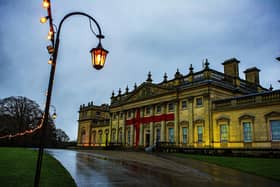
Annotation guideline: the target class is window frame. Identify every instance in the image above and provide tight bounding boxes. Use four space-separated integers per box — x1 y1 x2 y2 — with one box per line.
270 120 280 141
243 122 252 143
181 100 187 110
196 97 203 107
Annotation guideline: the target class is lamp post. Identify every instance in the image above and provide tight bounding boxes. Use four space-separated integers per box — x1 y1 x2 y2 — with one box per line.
34 11 108 187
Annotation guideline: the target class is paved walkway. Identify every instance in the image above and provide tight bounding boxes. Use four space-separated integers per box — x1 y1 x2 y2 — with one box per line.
79 150 280 186
48 149 280 187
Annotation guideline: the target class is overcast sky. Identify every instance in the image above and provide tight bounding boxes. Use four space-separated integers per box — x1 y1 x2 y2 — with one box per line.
0 0 279 140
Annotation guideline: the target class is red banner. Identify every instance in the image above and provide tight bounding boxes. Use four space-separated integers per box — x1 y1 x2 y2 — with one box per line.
125 113 174 125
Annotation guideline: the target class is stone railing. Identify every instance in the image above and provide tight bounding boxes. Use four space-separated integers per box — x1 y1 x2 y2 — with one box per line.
213 90 280 110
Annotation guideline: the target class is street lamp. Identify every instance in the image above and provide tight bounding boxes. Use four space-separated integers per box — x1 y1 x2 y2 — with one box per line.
34 9 108 187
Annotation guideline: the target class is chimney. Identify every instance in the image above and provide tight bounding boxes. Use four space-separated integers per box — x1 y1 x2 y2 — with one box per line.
243 67 260 85
222 58 240 78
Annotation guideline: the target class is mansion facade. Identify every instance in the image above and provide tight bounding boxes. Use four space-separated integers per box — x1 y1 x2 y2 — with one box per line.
77 58 280 149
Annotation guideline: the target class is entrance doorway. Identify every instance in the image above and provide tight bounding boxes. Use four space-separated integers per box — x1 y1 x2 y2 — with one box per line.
145 133 150 147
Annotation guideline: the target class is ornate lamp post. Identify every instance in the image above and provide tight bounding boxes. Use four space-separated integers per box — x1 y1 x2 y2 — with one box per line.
34 1 108 186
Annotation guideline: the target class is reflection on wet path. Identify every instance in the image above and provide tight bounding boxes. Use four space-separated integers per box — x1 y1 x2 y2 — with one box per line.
46 149 280 187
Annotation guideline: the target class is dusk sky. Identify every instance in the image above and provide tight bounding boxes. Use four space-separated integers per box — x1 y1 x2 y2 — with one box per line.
0 0 279 140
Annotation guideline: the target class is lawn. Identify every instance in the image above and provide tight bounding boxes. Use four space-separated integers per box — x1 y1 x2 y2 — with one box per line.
173 153 280 181
0 147 76 187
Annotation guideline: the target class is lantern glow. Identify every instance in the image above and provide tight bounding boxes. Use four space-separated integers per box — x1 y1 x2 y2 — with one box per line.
90 42 108 70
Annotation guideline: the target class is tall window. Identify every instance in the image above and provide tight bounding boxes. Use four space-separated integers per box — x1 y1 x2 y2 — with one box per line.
99 132 103 144
119 129 122 143
81 129 86 144
168 128 174 143
156 128 161 142
168 102 174 112
271 120 280 141
92 131 96 144
128 111 131 118
220 124 228 142
112 130 116 142
181 100 187 110
127 128 131 145
243 122 252 142
182 127 188 144
197 126 203 143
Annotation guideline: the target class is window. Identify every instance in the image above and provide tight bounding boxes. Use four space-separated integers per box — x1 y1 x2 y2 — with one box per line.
168 102 174 112
197 126 203 143
156 105 161 113
220 124 228 142
182 127 188 144
99 133 103 144
181 100 187 109
128 111 131 118
156 128 161 142
120 112 123 118
146 106 151 115
243 122 252 142
271 120 280 141
113 113 117 120
92 131 96 144
127 128 131 145
112 130 116 142
196 97 203 107
119 129 122 143
168 128 174 143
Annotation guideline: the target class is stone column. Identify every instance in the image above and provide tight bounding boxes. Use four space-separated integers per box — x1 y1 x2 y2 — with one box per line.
161 121 165 141
116 112 119 143
150 122 154 145
131 124 134 146
188 97 194 145
174 100 179 145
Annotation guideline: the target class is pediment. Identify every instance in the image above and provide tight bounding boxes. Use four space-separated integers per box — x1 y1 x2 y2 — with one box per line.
126 83 174 102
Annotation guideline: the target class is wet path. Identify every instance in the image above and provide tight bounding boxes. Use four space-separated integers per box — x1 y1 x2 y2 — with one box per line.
46 149 280 187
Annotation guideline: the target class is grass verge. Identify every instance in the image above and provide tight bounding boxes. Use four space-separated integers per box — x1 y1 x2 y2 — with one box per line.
0 147 76 187
172 153 280 181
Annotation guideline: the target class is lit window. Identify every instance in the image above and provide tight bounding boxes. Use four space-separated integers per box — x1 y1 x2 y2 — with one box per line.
181 100 187 109
243 122 252 142
271 120 280 141
220 124 228 142
197 126 203 143
196 97 203 107
168 102 174 112
156 105 161 113
182 127 188 144
168 128 174 143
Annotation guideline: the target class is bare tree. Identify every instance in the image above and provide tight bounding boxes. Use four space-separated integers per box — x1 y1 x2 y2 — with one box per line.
0 96 44 135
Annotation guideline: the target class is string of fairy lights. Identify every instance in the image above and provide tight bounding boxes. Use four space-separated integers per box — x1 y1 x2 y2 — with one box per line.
0 114 45 140
0 1 56 140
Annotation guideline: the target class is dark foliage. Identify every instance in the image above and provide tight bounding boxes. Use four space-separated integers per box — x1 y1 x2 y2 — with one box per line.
0 96 69 147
